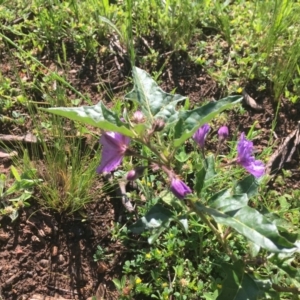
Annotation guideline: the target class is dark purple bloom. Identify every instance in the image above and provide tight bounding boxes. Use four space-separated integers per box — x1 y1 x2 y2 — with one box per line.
193 124 210 148
237 133 265 178
218 126 229 142
97 132 130 173
170 177 192 200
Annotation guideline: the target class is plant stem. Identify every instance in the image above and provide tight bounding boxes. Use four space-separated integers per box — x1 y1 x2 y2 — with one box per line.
215 141 221 160
136 138 169 165
187 199 237 262
272 284 300 294
201 148 207 169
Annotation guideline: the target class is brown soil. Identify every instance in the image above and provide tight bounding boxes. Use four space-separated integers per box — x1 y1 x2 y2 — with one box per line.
1 34 300 300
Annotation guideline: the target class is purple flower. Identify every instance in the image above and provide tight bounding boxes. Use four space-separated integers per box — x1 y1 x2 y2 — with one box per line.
170 177 192 200
218 126 229 142
237 133 265 178
97 132 130 173
193 124 210 148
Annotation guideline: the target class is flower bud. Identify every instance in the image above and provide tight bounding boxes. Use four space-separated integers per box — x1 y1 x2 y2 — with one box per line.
218 126 229 142
170 177 192 200
152 118 165 132
150 162 160 172
132 110 144 123
193 124 210 148
126 166 146 181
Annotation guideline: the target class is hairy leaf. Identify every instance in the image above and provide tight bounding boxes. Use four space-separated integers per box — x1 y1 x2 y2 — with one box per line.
234 175 259 199
125 67 186 123
208 194 249 212
195 168 206 196
205 155 216 181
217 261 260 300
269 253 300 282
43 101 134 137
195 201 296 253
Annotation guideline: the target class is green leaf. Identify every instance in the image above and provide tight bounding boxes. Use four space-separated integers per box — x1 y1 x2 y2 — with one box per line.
174 96 243 147
11 166 21 181
208 188 231 204
5 182 18 195
160 191 186 210
43 101 134 137
253 279 278 300
195 168 206 196
195 201 296 253
269 253 300 282
178 216 189 233
125 67 186 123
8 209 19 222
148 224 170 244
261 211 298 244
112 278 122 290
205 155 216 181
194 156 216 196
248 241 261 257
175 150 191 162
208 193 249 212
129 204 173 234
99 16 122 37
260 206 298 243
133 123 148 135
203 290 219 300
0 174 6 196
234 175 259 199
217 261 260 300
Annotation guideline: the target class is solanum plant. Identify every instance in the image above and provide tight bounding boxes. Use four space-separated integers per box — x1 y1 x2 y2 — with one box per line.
44 67 299 299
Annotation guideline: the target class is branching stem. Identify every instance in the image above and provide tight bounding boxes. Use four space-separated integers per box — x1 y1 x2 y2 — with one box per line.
187 199 237 262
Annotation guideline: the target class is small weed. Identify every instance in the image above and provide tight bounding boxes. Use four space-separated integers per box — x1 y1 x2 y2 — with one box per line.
0 162 41 221
93 245 106 262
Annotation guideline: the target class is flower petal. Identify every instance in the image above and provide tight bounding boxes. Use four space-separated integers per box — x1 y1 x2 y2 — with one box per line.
237 132 254 164
243 159 265 178
97 131 130 173
97 151 123 173
237 133 265 178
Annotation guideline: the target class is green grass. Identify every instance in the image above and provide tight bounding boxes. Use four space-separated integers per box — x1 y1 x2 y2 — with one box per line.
2 0 300 100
